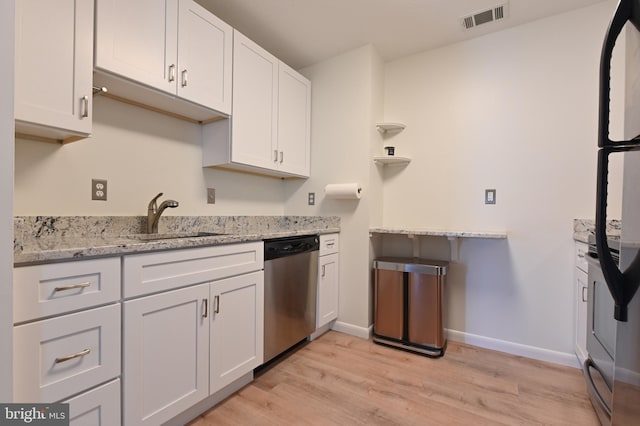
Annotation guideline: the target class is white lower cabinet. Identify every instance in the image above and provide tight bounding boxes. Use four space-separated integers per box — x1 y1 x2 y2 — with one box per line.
317 234 339 329
64 379 121 426
13 258 122 424
122 243 264 426
575 241 589 365
123 285 210 426
210 271 264 394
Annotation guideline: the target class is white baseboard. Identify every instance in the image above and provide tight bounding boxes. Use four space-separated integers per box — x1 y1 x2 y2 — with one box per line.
331 321 372 340
447 329 581 369
328 322 579 369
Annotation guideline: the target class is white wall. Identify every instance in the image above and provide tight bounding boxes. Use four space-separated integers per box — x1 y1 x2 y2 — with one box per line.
1 0 14 402
15 96 286 216
382 1 624 357
284 45 384 331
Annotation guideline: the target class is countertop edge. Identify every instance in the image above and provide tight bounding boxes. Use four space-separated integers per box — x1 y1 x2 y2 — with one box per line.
369 227 507 239
14 227 340 267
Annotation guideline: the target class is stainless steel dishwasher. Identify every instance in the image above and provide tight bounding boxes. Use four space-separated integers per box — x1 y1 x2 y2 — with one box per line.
263 235 319 364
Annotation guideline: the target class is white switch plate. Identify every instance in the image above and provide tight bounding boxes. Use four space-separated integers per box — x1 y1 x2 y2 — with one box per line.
485 189 496 204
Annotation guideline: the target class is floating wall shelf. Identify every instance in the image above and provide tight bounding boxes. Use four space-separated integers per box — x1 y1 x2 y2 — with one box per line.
376 122 406 134
373 156 411 166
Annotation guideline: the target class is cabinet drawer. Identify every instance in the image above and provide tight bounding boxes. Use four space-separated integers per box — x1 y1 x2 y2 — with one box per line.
123 242 264 298
575 242 588 273
320 234 339 256
14 257 120 323
13 304 121 403
64 379 120 426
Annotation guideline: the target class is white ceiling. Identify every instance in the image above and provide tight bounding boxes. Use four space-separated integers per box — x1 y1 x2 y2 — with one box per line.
197 0 609 70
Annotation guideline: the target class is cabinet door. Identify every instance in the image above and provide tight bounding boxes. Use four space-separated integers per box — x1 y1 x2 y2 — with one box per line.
15 0 93 139
576 267 589 364
177 0 232 114
123 285 209 426
210 271 264 394
94 0 178 95
278 62 311 177
318 253 339 328
231 30 278 171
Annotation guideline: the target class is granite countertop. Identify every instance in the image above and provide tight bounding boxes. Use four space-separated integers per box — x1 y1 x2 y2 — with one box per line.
369 227 507 239
14 216 340 266
573 219 621 244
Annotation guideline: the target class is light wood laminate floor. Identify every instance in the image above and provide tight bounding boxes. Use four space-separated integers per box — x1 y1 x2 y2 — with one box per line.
189 331 598 425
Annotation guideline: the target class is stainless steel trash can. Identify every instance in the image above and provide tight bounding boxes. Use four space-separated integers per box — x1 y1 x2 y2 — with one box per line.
373 257 448 357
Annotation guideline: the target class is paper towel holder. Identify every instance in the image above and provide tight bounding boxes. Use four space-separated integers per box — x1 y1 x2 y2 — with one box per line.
324 183 363 200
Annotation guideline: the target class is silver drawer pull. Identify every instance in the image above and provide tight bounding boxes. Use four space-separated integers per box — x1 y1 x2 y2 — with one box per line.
81 96 89 118
54 282 91 292
326 242 335 247
214 295 220 314
55 348 91 364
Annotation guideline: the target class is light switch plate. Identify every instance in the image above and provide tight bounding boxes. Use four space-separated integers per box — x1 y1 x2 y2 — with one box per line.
207 188 216 204
485 189 496 204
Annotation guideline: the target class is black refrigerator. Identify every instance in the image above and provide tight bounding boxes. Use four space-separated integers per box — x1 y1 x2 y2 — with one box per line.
593 0 640 423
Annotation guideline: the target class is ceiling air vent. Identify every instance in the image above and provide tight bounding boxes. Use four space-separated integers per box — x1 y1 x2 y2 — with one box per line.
461 3 508 30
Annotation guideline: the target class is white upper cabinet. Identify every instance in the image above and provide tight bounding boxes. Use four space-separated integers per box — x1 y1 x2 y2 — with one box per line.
230 31 279 171
15 0 94 143
177 0 232 113
94 0 176 94
277 62 311 176
202 30 311 178
94 0 232 120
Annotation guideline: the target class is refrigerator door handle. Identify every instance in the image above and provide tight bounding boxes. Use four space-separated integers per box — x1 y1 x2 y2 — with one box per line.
596 0 640 321
595 148 640 321
599 0 640 150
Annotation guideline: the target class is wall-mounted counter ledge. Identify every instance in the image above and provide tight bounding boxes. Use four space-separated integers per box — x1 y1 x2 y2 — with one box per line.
369 227 508 261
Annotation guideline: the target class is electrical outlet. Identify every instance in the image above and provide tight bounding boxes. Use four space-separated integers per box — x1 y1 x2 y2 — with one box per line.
92 179 107 201
308 192 315 205
485 189 496 205
207 188 216 204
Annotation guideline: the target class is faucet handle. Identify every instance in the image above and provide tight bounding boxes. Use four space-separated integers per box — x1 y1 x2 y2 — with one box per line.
148 192 164 213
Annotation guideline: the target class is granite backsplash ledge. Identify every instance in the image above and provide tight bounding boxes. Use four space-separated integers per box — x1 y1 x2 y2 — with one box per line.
14 215 340 254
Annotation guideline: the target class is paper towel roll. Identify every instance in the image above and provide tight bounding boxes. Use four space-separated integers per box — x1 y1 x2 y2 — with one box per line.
324 183 362 199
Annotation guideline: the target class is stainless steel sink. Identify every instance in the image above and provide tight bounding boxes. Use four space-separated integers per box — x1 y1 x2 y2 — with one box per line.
127 231 226 241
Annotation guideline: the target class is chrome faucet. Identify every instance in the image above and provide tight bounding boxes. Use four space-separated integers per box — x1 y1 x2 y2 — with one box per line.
147 192 179 234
